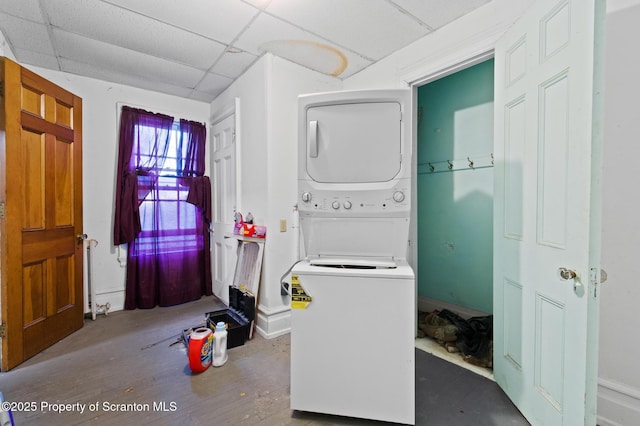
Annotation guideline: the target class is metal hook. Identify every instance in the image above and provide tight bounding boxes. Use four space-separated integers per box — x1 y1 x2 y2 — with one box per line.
467 157 474 169
447 160 453 170
428 162 435 172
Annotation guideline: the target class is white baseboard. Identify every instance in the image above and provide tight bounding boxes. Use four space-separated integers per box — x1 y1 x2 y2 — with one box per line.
418 295 490 318
597 378 640 426
255 303 291 339
84 290 124 316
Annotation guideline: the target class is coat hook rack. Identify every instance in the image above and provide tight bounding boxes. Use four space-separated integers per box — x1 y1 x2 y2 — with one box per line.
418 154 494 174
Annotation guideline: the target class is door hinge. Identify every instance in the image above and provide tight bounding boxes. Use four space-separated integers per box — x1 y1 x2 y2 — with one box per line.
0 80 4 98
590 267 608 298
0 202 4 219
0 323 6 338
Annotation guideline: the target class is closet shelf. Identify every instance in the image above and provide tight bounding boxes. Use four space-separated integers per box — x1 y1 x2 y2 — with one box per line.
418 154 494 174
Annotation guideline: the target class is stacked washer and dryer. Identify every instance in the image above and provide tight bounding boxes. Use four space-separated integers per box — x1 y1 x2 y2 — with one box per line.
290 90 415 425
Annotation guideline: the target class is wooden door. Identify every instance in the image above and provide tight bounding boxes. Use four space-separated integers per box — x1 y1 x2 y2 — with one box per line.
211 113 237 305
0 58 84 371
493 0 604 424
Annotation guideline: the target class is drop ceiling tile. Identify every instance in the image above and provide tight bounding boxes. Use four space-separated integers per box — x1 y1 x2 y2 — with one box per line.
319 50 371 79
0 14 56 56
14 48 60 69
236 13 371 78
0 0 45 23
234 13 305 55
53 30 206 88
242 0 273 10
390 0 491 29
242 0 271 10
211 49 259 78
264 0 431 60
103 0 258 43
60 56 197 99
0 0 493 103
195 72 234 98
188 90 218 103
43 0 226 70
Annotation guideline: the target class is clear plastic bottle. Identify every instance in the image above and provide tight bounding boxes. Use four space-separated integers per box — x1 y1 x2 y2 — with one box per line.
212 321 228 367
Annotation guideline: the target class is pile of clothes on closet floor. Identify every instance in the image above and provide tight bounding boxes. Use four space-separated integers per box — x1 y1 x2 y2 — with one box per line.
418 309 493 368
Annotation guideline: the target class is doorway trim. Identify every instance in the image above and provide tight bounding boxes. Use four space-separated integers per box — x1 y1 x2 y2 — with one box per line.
406 47 495 302
403 23 501 382
400 22 503 280
409 52 496 383
210 97 241 304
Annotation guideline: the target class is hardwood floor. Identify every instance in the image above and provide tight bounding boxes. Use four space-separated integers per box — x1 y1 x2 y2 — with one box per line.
0 296 528 425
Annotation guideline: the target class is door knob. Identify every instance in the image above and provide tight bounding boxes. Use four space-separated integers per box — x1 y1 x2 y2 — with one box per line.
558 267 577 280
76 233 88 243
559 267 584 295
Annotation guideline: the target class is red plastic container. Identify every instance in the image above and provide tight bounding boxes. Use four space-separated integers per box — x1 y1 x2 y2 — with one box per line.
188 327 213 373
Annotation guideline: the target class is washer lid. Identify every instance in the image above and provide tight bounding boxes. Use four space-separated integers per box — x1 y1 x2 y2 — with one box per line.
309 257 397 269
293 258 414 279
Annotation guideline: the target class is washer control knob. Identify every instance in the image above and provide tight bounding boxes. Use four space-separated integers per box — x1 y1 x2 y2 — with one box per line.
301 192 312 202
331 201 340 210
393 191 405 202
343 201 352 209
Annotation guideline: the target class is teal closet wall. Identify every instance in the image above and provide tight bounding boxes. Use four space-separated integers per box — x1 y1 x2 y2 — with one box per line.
417 59 494 314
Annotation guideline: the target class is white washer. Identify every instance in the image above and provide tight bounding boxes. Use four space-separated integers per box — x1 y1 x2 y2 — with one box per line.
290 258 415 425
290 89 415 424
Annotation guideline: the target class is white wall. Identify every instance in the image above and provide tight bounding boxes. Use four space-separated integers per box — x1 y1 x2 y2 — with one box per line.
597 1 640 424
261 56 340 335
23 66 210 312
210 54 340 337
211 55 269 221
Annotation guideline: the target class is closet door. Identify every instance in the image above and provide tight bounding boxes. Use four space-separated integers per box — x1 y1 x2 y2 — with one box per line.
493 0 604 424
0 58 84 370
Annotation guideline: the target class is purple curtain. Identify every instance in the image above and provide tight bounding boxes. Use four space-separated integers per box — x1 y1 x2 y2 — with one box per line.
113 106 212 309
113 106 174 245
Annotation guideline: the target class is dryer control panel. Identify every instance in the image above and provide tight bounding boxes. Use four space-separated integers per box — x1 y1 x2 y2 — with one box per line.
298 183 410 217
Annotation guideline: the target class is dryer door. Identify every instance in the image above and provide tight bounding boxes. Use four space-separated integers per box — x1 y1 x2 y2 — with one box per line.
305 101 402 183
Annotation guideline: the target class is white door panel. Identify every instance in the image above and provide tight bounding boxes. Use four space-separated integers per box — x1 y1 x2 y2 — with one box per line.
211 113 237 304
493 0 603 424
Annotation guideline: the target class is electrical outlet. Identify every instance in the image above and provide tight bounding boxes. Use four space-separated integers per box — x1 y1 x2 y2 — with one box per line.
280 219 287 232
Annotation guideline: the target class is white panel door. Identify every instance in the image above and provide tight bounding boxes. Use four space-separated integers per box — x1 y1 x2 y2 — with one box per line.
211 114 237 305
493 0 603 424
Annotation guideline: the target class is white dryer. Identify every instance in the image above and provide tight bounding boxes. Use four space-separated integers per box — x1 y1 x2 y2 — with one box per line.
290 89 415 425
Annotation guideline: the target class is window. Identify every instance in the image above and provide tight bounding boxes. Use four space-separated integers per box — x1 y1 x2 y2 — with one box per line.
136 123 198 254
114 105 212 309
